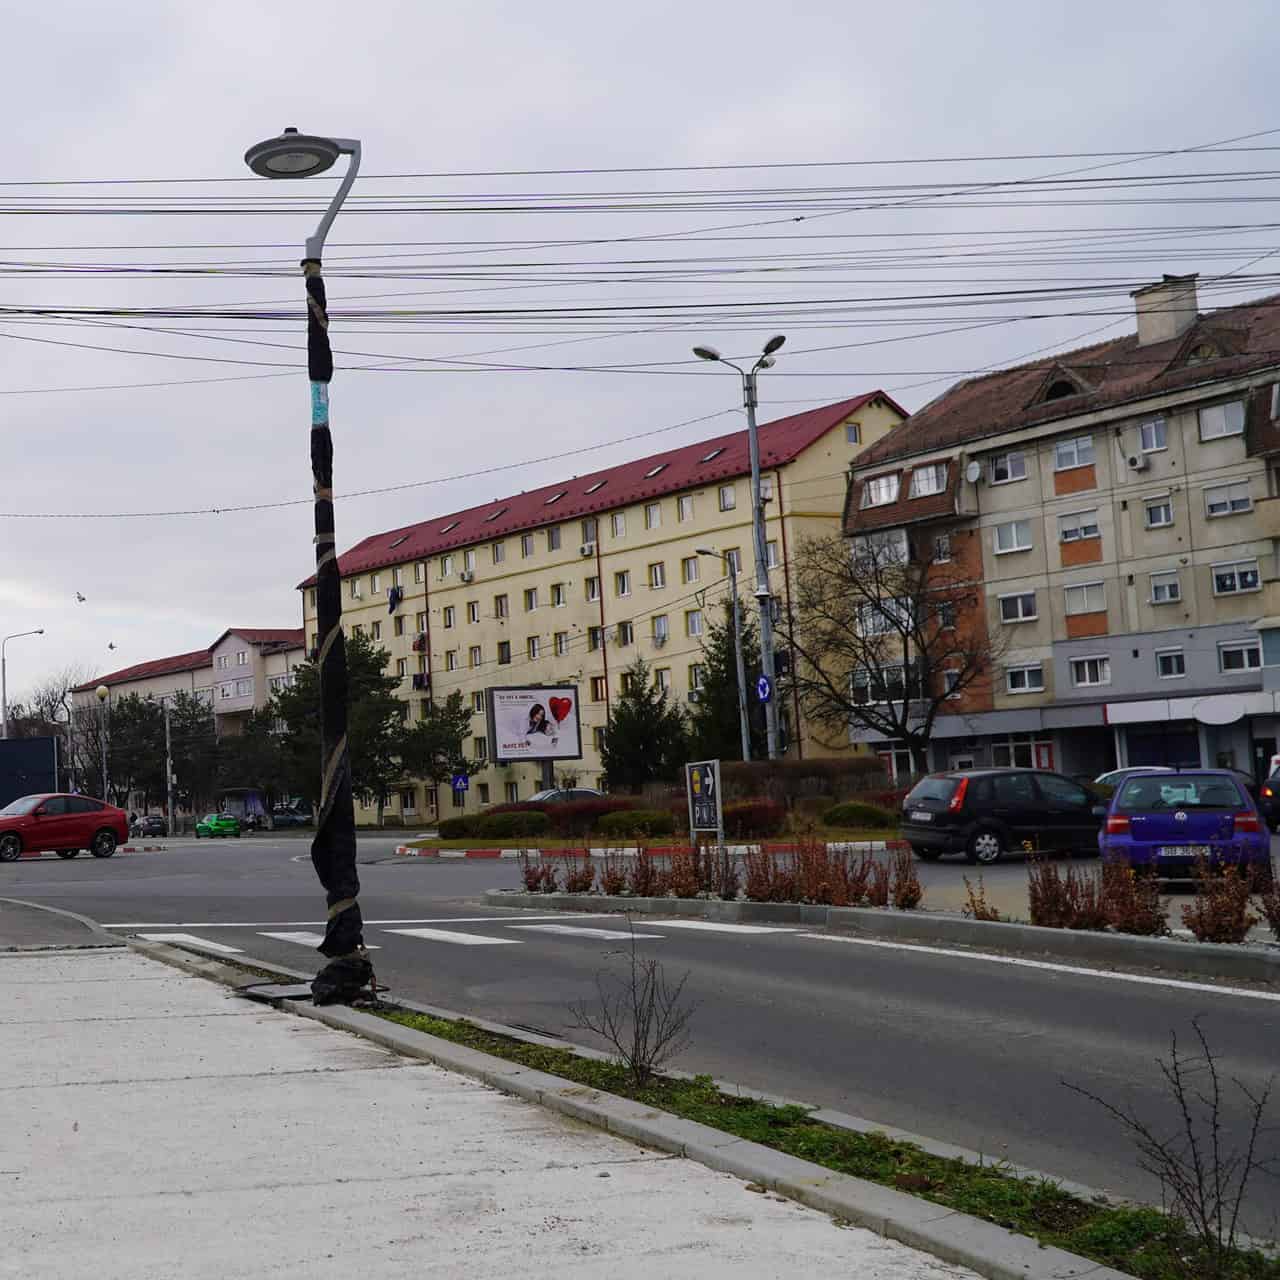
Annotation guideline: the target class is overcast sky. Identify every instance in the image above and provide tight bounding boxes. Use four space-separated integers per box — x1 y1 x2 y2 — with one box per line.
5 0 1280 700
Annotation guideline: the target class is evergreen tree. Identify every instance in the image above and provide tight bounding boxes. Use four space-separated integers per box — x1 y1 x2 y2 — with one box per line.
105 693 165 808
167 690 220 813
600 658 689 793
687 599 766 761
397 690 479 786
217 708 289 811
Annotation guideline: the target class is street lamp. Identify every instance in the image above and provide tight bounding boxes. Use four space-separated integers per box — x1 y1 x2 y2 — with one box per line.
95 684 109 801
696 549 751 761
1 629 44 740
692 337 786 759
243 125 371 1005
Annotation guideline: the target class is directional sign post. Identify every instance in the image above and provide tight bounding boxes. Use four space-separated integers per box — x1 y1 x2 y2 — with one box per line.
755 674 773 704
685 758 723 847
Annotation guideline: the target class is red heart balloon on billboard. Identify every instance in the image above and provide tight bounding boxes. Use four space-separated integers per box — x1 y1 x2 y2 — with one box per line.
548 696 572 723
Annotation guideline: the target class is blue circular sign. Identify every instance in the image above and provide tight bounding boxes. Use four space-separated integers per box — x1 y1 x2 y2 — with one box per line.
756 675 772 703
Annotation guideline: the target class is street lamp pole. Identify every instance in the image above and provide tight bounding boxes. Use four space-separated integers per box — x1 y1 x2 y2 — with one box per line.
244 127 371 1005
697 549 751 761
94 684 109 800
693 337 786 760
1 629 45 740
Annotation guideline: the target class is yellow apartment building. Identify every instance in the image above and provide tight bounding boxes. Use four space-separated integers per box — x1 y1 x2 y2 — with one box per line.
302 393 905 824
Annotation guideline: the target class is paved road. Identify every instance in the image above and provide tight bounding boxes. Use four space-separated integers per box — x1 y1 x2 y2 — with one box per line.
4 835 1278 1233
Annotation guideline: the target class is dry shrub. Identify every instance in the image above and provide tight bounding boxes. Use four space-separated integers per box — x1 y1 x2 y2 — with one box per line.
889 845 923 910
599 851 627 897
1258 877 1280 942
796 837 835 904
517 850 542 893
1102 860 1168 936
1065 866 1108 931
1182 860 1259 944
668 849 701 899
962 875 1001 922
741 847 799 902
627 847 658 897
561 855 595 895
1027 857 1073 928
866 859 890 907
708 845 740 900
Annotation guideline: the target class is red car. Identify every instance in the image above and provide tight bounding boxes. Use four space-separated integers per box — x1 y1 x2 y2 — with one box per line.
0 793 129 861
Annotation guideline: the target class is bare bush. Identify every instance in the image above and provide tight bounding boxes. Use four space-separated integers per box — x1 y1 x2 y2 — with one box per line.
962 875 1001 922
889 845 923 910
1027 857 1073 928
1103 860 1168 936
866 858 890 908
1258 877 1280 942
599 851 627 897
1182 860 1258 944
561 855 595 896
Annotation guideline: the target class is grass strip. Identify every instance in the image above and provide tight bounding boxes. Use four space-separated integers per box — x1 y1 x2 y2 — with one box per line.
379 1007 1278 1280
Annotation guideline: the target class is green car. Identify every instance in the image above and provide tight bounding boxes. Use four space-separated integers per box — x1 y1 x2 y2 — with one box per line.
195 813 241 839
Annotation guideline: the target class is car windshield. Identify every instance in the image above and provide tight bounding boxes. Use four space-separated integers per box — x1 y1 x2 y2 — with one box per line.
1115 774 1245 812
0 795 43 816
905 776 960 805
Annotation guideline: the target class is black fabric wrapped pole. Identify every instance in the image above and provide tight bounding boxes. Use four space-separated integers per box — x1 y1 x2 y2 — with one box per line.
304 259 372 1005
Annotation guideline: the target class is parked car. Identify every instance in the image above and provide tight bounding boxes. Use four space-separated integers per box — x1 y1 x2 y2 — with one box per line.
901 769 1101 864
0 793 128 861
270 807 312 829
1098 769 1272 886
1093 766 1174 794
1260 771 1280 831
130 815 167 838
195 812 241 839
526 788 605 804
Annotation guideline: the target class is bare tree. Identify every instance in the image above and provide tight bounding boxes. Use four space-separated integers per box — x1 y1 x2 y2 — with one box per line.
782 531 1006 773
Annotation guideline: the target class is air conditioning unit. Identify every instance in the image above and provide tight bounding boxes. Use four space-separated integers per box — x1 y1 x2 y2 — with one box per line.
1127 454 1149 472
687 690 701 703
459 570 474 583
579 542 596 557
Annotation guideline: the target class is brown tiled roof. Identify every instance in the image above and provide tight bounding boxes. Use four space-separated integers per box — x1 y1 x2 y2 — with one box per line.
843 462 959 535
856 289 1280 468
74 648 210 693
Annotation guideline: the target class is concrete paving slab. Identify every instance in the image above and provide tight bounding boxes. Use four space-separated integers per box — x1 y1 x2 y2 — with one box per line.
1 948 978 1280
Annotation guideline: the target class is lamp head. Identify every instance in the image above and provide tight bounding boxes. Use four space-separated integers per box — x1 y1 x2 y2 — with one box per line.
244 127 341 179
35 629 44 636
95 685 109 702
762 334 786 355
757 356 775 370
695 547 716 557
692 345 721 362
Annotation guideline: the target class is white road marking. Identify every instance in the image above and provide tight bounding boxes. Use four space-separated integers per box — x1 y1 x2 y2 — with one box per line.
384 927 522 946
136 933 242 954
258 931 380 950
510 924 664 940
798 934 1280 1004
103 914 615 929
648 920 796 935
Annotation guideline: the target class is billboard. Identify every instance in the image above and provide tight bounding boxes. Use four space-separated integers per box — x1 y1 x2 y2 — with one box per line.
0 737 58 808
486 686 582 763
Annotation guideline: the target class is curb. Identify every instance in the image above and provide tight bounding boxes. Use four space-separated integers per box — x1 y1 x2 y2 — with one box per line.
485 890 1280 984
0 896 125 947
394 840 897 859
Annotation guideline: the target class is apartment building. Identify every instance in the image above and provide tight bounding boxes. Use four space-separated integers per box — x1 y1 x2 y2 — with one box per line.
303 392 906 823
845 274 1280 782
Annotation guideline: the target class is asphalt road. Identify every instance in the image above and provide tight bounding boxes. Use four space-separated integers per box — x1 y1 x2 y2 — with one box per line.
5 834 1278 1233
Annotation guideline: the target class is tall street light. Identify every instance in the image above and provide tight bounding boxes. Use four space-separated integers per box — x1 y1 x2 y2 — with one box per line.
696 549 751 761
1 629 45 740
243 126 371 1005
692 336 786 760
94 684 109 800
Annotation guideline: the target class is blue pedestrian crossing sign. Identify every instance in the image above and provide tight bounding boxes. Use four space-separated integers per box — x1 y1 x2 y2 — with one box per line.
756 675 773 703
451 773 469 792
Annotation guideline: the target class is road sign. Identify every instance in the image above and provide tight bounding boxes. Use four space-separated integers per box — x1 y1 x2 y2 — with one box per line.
685 759 723 836
451 773 469 792
756 674 772 704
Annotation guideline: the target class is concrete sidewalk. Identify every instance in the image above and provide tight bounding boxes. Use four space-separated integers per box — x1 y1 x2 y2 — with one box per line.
1 948 977 1279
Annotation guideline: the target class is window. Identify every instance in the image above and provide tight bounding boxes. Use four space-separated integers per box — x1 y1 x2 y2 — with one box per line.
591 676 607 701
857 597 910 636
371 621 382 640
1156 649 1186 678
592 726 607 751
718 484 737 511
1139 418 1167 452
620 671 636 693
1145 497 1174 529
310 632 319 651
546 526 561 552
443 606 456 629
677 494 694 522
854 529 908 567
445 650 458 672
497 641 511 665
492 541 505 564
527 636 541 659
910 463 947 497
1037 775 1090 807
463 549 476 573
1054 435 1095 470
1198 400 1245 440
700 447 725 463
1064 581 1106 614
581 517 598 543
989 451 1026 484
1071 656 1111 687
467 600 479 623
689 664 705 691
308 589 317 609
413 562 425 585
861 473 900 507
468 645 482 668
994 519 1032 554
1204 481 1252 517
415 611 427 632
235 678 253 697
472 691 485 714
614 570 631 597
655 667 671 691
216 654 229 670
585 480 606 495
554 631 569 656
505 782 520 804
645 464 667 479
394 615 405 636
617 620 634 646
586 575 600 602
370 574 381 594
494 593 509 619
1212 560 1260 595
545 491 567 506
523 587 538 612
999 591 1037 623
845 422 861 444
440 554 454 578
439 522 459 535
1219 640 1261 672
726 548 742 574
484 508 507 524
851 666 913 705
766 540 780 569
473 736 487 761
1006 664 1045 694
349 579 362 600
234 650 247 666
940 602 957 630
1059 509 1099 542
652 614 669 642
681 556 699 584
351 624 364 638
648 562 666 589
943 669 961 699
477 783 490 805
588 626 603 651
611 512 626 538
645 502 661 530
521 533 534 558
933 533 952 563
218 682 234 700
542 582 561 608
686 609 704 637
451 787 465 810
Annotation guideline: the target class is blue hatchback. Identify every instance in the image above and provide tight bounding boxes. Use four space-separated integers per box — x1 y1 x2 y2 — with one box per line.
1098 768 1273 885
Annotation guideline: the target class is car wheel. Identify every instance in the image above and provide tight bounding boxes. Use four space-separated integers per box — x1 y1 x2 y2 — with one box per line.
90 829 118 859
0 833 22 862
911 845 942 862
56 849 78 860
965 828 1004 866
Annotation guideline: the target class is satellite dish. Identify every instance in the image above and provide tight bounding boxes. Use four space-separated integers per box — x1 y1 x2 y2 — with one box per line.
964 460 982 484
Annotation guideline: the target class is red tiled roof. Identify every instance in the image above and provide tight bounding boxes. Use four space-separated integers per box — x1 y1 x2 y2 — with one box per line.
221 628 305 648
74 648 210 693
855 288 1280 469
301 392 903 586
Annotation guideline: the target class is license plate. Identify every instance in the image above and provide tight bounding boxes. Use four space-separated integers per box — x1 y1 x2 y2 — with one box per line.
1158 845 1211 858
910 810 933 822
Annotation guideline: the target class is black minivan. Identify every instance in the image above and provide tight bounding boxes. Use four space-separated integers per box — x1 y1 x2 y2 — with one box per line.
901 769 1101 864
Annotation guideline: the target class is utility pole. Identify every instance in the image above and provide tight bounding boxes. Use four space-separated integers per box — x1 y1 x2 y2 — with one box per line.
164 698 175 837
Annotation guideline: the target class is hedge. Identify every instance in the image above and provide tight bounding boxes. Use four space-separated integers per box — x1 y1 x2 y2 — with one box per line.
723 799 787 838
821 800 896 829
595 809 677 838
436 811 551 839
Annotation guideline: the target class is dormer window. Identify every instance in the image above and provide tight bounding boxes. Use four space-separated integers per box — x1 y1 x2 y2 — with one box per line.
1186 342 1219 365
861 473 900 508
1044 379 1079 401
909 463 947 498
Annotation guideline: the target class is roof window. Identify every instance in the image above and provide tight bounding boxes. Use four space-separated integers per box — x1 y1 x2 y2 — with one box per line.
544 491 566 505
584 480 607 494
439 521 460 533
645 464 667 478
483 507 508 523
699 448 725 463
388 535 409 549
